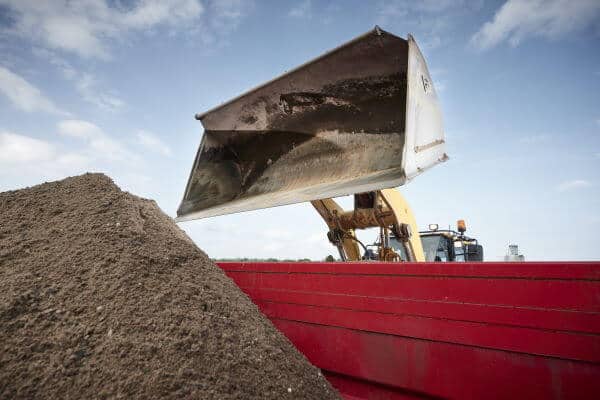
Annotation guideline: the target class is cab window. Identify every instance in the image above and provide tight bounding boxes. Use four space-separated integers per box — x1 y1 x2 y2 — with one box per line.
421 235 451 262
453 241 465 262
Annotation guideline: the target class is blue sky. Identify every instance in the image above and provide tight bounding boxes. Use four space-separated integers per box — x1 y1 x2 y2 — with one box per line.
1 0 599 261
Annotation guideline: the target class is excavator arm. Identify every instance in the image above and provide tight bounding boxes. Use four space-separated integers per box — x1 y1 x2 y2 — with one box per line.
311 198 361 261
312 189 425 262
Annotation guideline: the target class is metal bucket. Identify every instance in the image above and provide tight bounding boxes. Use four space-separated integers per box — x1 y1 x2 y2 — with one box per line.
177 27 447 221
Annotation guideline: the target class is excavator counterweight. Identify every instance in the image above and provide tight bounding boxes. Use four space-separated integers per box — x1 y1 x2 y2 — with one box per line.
176 27 447 221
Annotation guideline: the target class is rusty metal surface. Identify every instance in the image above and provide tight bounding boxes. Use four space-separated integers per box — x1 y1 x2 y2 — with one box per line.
177 28 446 221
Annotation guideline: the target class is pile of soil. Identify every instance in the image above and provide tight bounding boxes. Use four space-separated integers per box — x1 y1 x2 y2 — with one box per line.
0 173 338 399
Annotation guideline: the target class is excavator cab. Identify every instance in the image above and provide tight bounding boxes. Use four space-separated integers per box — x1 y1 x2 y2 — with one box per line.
362 220 484 262
417 221 484 262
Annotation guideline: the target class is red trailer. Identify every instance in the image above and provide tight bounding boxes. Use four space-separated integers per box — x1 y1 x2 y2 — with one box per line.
218 261 600 400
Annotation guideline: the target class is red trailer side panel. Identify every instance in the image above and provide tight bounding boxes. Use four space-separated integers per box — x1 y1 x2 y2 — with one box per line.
217 261 600 400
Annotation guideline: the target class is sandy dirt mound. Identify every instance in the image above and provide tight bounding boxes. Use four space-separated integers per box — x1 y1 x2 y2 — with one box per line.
0 173 338 399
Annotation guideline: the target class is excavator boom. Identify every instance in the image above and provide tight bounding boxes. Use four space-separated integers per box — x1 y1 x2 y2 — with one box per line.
176 27 446 221
311 189 426 261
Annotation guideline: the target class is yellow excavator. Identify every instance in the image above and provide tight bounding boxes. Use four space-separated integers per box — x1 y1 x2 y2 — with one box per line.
311 191 482 262
176 27 483 262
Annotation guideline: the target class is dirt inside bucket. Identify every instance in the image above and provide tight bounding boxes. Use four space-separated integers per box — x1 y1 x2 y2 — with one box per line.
0 173 339 399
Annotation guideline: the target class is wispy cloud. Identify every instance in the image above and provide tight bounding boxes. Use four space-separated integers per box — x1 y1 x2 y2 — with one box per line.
0 65 67 115
0 128 154 195
31 49 125 112
57 119 137 162
0 0 204 59
136 130 172 157
377 0 460 20
289 0 312 18
0 123 150 193
32 47 77 79
210 0 253 31
0 130 91 189
75 73 125 111
556 179 592 192
375 0 476 50
0 131 56 164
471 0 600 50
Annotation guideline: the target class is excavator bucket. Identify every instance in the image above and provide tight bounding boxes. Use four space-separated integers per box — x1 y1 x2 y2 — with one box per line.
177 27 447 221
